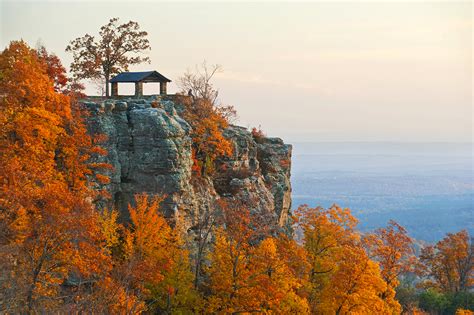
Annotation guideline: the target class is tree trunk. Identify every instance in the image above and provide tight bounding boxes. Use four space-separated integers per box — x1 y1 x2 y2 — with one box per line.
105 74 110 98
194 244 204 289
27 264 42 314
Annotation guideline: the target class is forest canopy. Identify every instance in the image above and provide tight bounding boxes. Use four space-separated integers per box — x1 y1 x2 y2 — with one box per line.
0 40 472 314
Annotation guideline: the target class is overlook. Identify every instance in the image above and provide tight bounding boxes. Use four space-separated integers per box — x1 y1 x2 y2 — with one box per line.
110 70 171 97
1 4 472 314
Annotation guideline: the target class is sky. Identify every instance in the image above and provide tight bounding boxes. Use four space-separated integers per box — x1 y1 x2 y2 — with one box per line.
1 1 472 143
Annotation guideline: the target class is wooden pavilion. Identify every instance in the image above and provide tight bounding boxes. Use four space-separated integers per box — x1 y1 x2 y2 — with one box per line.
110 71 171 97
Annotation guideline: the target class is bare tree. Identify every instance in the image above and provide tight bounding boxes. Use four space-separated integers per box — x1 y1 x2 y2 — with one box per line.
91 78 106 97
66 17 151 97
178 61 237 124
178 61 223 105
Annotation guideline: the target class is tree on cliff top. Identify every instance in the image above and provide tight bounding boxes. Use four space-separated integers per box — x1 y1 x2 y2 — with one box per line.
66 17 151 97
177 62 236 175
178 61 222 105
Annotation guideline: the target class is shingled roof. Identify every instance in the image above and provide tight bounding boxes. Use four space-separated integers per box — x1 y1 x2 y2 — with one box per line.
110 71 171 83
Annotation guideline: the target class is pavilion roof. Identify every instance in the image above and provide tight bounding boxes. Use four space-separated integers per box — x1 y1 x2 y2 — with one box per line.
110 71 171 83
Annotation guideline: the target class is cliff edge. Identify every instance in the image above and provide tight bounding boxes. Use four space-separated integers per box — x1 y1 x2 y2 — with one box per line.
83 96 292 230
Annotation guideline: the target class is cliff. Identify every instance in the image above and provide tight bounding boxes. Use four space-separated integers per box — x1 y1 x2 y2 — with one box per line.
83 96 292 230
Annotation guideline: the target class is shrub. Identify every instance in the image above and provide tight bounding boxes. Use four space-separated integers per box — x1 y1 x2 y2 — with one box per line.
251 126 265 142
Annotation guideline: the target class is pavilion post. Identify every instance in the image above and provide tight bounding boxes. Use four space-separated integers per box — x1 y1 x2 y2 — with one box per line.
160 82 167 95
111 82 118 97
135 82 143 97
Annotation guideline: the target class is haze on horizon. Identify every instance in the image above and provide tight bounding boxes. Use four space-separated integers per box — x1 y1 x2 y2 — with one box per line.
1 1 472 143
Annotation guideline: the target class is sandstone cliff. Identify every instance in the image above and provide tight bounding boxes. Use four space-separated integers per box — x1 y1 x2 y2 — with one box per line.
83 96 292 230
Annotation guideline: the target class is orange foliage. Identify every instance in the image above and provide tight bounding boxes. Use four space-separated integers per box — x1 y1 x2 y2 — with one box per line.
98 194 199 313
419 230 473 294
0 41 109 312
191 148 202 176
369 221 416 285
295 204 397 314
178 96 233 175
122 194 171 295
0 42 196 312
147 214 201 313
365 220 417 312
5 40 473 315
206 202 309 313
279 158 291 169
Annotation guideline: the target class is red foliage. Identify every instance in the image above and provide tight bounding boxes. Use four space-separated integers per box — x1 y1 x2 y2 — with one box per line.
279 159 290 169
37 45 68 92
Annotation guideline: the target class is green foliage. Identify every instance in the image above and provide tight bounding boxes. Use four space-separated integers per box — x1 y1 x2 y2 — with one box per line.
204 154 215 175
446 292 474 314
419 289 450 314
395 275 419 312
418 289 474 315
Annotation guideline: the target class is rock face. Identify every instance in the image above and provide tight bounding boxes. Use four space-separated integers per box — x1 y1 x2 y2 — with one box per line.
83 96 292 230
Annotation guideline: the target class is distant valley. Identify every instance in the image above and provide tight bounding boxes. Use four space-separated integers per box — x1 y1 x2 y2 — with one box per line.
291 142 473 242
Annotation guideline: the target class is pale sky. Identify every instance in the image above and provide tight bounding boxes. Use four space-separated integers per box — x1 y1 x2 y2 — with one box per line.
1 1 472 142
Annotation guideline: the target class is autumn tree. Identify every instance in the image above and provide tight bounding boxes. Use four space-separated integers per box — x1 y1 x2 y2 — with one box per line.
294 204 397 314
273 234 312 312
205 202 268 313
35 44 86 98
206 202 308 313
66 17 151 97
365 220 417 312
100 194 198 313
0 40 109 312
419 230 473 294
36 44 68 92
147 215 201 314
176 63 235 175
114 194 172 311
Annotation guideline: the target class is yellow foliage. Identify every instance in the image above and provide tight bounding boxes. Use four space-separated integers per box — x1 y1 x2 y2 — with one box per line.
206 204 310 314
98 208 121 253
295 204 399 314
106 194 200 313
